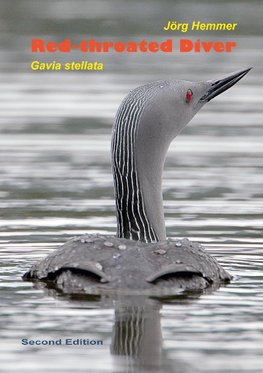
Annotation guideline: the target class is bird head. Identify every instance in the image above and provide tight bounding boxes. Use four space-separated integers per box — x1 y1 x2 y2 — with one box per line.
136 68 251 148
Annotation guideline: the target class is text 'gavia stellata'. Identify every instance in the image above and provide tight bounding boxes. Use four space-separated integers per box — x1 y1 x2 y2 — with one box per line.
23 68 251 295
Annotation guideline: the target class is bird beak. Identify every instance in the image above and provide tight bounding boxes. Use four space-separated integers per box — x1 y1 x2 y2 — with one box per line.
200 68 252 102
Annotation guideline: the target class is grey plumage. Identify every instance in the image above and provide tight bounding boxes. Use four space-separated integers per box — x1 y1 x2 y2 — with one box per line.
112 83 160 242
23 235 231 295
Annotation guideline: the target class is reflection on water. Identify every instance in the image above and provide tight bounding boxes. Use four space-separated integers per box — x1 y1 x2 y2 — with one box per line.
0 0 263 372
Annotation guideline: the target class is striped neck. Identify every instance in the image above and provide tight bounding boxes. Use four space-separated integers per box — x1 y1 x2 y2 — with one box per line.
111 84 166 243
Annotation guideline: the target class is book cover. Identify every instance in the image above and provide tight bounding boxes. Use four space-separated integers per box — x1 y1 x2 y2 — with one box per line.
0 1 262 372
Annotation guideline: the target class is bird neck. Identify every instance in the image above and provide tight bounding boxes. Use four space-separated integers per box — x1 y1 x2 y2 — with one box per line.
111 89 166 243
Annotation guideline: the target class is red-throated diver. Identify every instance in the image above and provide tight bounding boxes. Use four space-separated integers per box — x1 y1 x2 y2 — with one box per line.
23 68 251 295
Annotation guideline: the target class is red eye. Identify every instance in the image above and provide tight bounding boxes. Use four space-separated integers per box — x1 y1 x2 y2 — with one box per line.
186 89 193 103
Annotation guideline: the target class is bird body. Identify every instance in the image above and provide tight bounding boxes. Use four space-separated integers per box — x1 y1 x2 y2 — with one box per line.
23 235 231 295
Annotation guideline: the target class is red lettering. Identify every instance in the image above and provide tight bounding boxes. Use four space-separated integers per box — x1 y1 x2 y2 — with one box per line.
103 42 114 52
225 42 236 52
202 41 213 52
46 42 57 52
79 40 88 52
58 39 71 52
180 39 237 53
115 42 126 52
89 39 102 52
32 39 45 52
160 39 172 52
180 39 193 52
139 40 148 52
148 42 159 52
